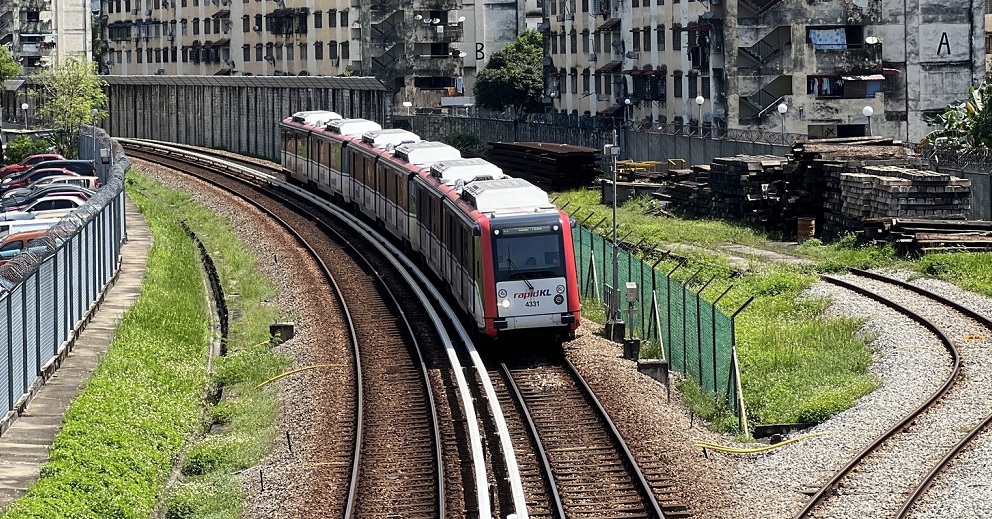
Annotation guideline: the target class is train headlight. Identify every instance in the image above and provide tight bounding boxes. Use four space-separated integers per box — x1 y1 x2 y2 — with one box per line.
554 295 564 305
498 289 507 298
501 298 511 309
556 285 565 294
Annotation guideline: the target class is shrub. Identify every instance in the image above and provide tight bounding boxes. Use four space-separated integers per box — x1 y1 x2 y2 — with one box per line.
5 134 55 164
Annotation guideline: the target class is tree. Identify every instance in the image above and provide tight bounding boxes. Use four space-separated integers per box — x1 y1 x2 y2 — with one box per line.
473 30 545 113
0 46 22 83
921 79 992 151
31 54 108 158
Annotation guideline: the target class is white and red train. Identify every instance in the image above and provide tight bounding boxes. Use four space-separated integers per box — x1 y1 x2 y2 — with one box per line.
279 110 581 339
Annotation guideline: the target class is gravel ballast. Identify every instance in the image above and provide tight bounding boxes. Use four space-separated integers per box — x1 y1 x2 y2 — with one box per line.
135 158 992 518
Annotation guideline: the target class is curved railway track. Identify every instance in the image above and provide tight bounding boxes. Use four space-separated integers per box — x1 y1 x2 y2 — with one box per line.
795 268 992 519
122 139 702 519
124 142 449 517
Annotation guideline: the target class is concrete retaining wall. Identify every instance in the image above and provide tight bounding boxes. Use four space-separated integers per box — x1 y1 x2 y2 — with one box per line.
103 76 393 161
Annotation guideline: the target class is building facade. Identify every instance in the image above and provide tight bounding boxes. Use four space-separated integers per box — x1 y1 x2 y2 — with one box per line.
0 0 91 73
545 0 985 142
94 0 530 109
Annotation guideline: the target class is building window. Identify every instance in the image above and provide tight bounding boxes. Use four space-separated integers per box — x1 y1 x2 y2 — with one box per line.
632 0 638 7
315 41 323 59
604 74 612 96
155 48 162 62
340 10 348 26
299 43 307 59
570 30 577 53
328 40 338 59
673 24 681 50
328 9 337 27
582 69 591 92
341 41 349 60
551 32 558 54
701 77 710 98
243 15 249 32
255 43 263 61
204 17 211 34
243 44 250 61
314 11 322 28
560 32 566 53
255 14 262 30
172 47 177 62
570 68 578 94
582 30 590 53
214 18 221 33
632 29 640 51
275 43 283 59
147 48 153 62
137 49 144 63
265 42 273 60
192 18 199 34
582 0 588 11
643 26 651 51
673 71 683 97
687 72 698 98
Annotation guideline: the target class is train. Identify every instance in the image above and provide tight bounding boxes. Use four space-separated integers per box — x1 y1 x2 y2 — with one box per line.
278 110 581 340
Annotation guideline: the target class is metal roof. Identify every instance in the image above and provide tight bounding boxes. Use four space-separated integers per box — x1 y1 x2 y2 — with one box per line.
101 74 390 91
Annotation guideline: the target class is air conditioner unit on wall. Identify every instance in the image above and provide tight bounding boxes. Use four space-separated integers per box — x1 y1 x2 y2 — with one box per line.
588 52 596 61
565 13 574 20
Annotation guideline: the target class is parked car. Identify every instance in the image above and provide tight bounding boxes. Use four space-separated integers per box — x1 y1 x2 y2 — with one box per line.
28 175 99 190
0 228 51 266
1 185 95 211
0 217 61 240
5 159 97 185
0 153 65 179
0 195 87 220
1 168 80 191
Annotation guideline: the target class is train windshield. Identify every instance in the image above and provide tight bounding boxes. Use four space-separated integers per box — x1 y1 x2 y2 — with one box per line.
493 225 566 283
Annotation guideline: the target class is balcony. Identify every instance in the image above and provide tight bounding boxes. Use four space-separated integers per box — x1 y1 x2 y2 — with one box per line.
411 54 461 76
19 20 52 34
18 0 50 11
810 43 882 74
19 40 52 55
412 22 462 43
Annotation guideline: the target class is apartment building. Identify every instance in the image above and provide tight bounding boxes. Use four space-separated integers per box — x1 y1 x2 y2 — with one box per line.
0 0 91 73
545 0 985 141
96 0 477 108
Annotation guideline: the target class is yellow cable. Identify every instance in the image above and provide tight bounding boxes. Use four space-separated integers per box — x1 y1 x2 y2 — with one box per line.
255 364 342 389
693 431 832 454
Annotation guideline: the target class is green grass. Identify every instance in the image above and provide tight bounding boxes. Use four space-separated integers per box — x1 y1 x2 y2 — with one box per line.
2 170 293 518
2 176 212 518
124 171 290 518
915 252 992 297
555 188 897 432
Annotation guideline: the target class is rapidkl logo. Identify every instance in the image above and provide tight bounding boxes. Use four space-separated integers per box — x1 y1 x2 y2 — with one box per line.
514 289 551 299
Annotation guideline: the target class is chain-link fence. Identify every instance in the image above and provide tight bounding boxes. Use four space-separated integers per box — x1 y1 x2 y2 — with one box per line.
572 224 742 417
0 130 127 418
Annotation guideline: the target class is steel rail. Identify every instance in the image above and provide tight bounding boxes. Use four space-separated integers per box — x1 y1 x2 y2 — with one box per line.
847 269 992 519
125 142 442 517
126 143 368 515
794 273 962 518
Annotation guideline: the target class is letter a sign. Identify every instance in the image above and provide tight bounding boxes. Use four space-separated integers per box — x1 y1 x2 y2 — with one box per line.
937 32 950 55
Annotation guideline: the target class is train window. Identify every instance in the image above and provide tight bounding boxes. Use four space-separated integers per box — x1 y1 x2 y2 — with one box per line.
398 174 408 210
431 197 441 237
493 226 566 282
283 130 295 154
330 142 342 172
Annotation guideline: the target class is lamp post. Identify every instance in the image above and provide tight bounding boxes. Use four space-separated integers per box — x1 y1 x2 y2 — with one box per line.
694 95 704 137
20 102 27 129
777 102 788 141
863 105 874 136
91 108 98 160
605 131 623 341
623 97 632 125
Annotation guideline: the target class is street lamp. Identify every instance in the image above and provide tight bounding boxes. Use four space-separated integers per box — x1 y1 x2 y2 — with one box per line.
863 105 874 136
20 102 27 129
694 95 704 136
91 108 99 160
604 131 623 341
777 102 788 141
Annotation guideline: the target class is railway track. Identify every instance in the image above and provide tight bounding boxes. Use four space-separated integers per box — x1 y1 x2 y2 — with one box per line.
123 139 701 519
795 268 992 519
492 349 687 519
124 141 451 517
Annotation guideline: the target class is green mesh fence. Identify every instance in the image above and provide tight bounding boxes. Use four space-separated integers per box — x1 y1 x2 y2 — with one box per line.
574 225 739 415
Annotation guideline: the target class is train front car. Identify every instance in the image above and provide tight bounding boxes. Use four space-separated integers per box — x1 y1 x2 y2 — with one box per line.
465 179 581 340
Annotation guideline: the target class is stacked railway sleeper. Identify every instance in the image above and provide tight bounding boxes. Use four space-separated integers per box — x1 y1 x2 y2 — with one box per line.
795 269 992 519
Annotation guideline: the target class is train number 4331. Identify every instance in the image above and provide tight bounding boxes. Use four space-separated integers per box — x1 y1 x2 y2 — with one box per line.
525 301 540 307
